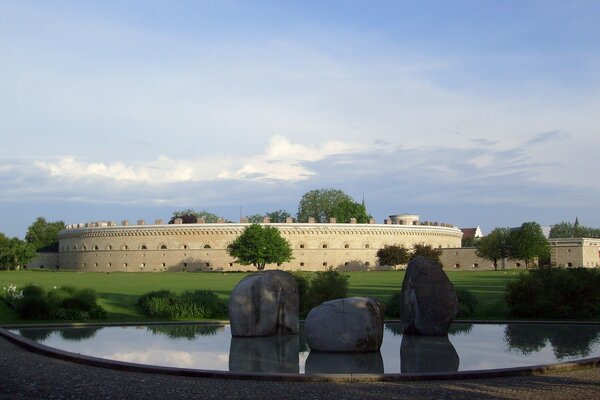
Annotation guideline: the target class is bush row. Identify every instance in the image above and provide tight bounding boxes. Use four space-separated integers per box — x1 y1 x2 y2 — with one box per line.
292 269 349 316
137 289 227 319
384 286 478 318
506 267 600 319
1 284 106 320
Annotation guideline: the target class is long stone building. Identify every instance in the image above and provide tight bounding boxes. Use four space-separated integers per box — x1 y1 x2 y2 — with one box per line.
26 214 600 272
29 214 463 272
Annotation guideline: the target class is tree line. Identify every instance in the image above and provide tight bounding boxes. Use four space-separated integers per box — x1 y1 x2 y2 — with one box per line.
0 217 65 270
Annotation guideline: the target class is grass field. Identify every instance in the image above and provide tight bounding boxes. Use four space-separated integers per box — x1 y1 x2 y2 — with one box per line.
0 269 523 324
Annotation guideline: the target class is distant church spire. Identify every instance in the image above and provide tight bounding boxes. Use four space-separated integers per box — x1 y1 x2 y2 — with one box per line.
574 216 580 228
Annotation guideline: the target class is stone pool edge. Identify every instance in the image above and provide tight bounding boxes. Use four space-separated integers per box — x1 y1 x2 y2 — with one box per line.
2 321 600 383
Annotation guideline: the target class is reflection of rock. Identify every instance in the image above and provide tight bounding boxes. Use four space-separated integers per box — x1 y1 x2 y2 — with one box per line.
400 335 459 374
401 256 457 336
305 351 384 374
229 270 299 337
229 335 299 373
305 297 384 352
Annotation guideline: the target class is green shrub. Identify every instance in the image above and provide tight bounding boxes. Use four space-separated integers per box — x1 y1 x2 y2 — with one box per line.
292 269 349 316
16 284 50 319
506 268 600 319
10 284 106 320
455 287 478 318
137 289 226 319
385 292 403 318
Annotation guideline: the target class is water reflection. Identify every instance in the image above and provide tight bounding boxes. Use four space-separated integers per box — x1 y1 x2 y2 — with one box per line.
400 335 459 374
229 335 299 373
147 324 224 340
19 327 101 342
305 351 384 374
505 324 600 360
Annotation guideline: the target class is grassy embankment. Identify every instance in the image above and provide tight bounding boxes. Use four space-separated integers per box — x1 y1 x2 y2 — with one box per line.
0 269 522 324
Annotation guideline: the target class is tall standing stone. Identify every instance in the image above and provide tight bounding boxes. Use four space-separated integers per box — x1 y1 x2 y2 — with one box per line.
229 270 299 337
401 256 457 336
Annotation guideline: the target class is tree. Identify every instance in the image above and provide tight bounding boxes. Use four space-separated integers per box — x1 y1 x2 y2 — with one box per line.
0 234 37 270
266 210 292 223
25 217 65 252
376 245 410 267
227 224 293 271
508 222 550 269
476 227 510 270
549 221 600 239
169 209 224 224
246 214 265 223
410 243 442 263
296 188 370 223
246 210 292 223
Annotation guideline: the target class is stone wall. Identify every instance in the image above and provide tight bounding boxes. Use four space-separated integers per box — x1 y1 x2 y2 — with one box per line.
25 252 59 270
55 222 462 272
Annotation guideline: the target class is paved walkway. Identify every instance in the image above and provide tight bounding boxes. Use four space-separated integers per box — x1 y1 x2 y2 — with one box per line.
2 337 600 399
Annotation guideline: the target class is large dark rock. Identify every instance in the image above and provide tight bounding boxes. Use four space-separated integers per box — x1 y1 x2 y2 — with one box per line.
229 334 299 374
400 335 459 374
229 270 299 337
305 297 384 352
401 256 457 336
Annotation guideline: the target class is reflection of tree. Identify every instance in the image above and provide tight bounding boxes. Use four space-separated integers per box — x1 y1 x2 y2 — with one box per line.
386 323 472 336
505 324 600 360
384 323 404 336
18 328 54 342
147 324 224 340
547 325 600 360
59 327 101 341
504 324 547 354
448 324 473 335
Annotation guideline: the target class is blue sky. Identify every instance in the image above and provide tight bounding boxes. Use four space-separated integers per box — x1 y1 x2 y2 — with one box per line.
1 1 599 237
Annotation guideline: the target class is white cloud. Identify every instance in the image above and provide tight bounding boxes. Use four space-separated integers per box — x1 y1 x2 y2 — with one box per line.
32 135 371 184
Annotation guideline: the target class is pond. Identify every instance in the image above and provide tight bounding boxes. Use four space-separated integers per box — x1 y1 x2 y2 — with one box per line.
11 323 600 375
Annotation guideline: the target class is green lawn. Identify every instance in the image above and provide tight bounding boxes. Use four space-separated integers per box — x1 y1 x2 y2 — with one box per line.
0 269 523 324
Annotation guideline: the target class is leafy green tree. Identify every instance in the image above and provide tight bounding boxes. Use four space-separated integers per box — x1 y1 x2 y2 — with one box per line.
476 227 510 270
376 245 410 267
410 243 442 263
169 209 225 224
549 221 600 238
508 222 550 269
0 234 37 270
246 214 265 223
461 236 480 247
246 210 292 223
227 224 293 271
266 210 292 223
25 217 65 252
297 188 369 223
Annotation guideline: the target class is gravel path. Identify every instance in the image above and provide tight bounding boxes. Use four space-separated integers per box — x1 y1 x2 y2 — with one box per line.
2 336 600 399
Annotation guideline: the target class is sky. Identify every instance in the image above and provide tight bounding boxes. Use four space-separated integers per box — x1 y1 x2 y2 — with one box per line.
1 1 599 238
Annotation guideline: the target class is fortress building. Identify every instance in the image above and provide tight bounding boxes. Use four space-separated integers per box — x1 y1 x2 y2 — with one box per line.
30 214 463 272
27 214 600 272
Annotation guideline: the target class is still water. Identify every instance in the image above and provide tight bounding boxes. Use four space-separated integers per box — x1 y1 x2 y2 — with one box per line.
12 323 600 374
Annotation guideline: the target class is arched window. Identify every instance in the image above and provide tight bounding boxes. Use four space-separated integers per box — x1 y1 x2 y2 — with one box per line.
93 245 99 250
299 244 305 249
322 244 328 249
365 244 370 249
106 245 112 250
141 245 147 250
344 244 349 249
204 244 211 249
160 244 167 249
